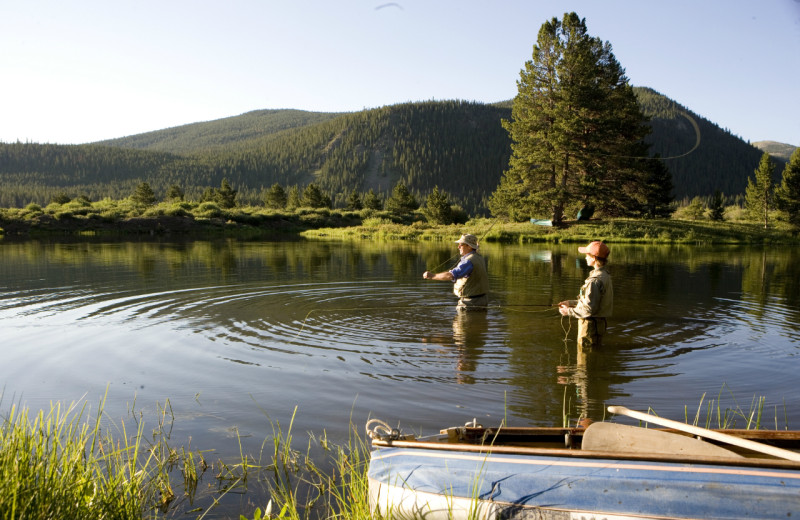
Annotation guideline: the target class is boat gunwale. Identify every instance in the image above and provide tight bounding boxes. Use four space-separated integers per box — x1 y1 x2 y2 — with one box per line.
370 426 800 470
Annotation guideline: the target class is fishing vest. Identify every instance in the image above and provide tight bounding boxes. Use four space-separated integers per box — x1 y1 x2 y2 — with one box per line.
453 252 489 298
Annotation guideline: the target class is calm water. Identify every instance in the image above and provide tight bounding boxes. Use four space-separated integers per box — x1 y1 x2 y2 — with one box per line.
2 236 799 513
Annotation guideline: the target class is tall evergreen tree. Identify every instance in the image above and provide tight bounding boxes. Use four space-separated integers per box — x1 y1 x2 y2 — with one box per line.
131 182 157 206
709 190 725 221
385 181 419 217
423 186 453 225
489 12 656 223
286 186 301 210
301 183 330 208
745 152 774 229
216 179 237 209
346 188 363 210
166 185 185 201
264 183 287 209
775 147 800 228
363 189 383 210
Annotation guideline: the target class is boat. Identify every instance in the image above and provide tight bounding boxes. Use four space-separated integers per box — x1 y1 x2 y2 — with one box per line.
529 218 553 226
366 406 800 519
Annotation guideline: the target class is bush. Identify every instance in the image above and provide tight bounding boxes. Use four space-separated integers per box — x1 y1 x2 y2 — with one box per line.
196 202 223 218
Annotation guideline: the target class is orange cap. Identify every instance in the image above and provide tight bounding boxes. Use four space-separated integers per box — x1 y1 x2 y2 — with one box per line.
578 241 610 259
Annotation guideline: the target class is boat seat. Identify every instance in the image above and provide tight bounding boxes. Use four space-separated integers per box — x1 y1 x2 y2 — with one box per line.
582 422 743 458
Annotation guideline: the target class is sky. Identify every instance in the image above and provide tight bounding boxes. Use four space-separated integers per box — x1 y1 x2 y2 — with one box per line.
1 0 799 146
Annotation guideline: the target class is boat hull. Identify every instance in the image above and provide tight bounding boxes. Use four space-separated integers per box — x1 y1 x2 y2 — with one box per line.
368 445 800 519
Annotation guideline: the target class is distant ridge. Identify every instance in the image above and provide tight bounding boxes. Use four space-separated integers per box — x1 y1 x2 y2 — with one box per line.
753 141 797 163
0 90 781 211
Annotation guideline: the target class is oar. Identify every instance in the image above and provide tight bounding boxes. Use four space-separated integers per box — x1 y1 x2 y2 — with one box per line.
607 405 800 462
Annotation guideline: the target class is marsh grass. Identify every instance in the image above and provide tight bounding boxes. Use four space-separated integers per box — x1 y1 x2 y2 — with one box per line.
240 407 380 520
679 385 790 430
0 397 165 519
0 393 262 520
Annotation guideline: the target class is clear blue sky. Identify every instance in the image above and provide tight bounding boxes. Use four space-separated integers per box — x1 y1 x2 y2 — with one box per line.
2 0 798 146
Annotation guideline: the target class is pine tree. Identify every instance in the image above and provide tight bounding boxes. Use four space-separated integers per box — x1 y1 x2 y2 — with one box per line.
423 186 453 224
775 147 800 228
286 186 301 210
385 181 419 216
216 179 237 209
363 189 383 210
489 12 655 223
346 188 363 210
264 183 287 209
166 185 184 201
709 190 725 221
131 182 157 206
50 192 71 204
301 183 329 208
745 152 774 229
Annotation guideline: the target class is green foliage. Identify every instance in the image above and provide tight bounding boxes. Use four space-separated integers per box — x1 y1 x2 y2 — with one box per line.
490 12 663 223
679 196 706 221
0 96 780 216
131 181 157 206
346 188 363 210
385 181 419 217
745 152 775 229
363 189 383 210
50 192 71 204
166 184 185 201
300 183 330 208
200 179 237 209
286 186 301 210
709 190 725 221
423 186 454 225
775 147 800 228
265 183 288 209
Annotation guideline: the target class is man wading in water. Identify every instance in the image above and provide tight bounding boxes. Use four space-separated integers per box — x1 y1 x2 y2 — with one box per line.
422 234 488 311
559 241 613 349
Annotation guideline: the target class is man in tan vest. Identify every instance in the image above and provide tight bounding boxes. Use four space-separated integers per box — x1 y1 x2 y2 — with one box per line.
423 234 489 311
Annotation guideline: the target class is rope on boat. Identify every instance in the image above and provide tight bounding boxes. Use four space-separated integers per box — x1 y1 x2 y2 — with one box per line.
366 418 415 442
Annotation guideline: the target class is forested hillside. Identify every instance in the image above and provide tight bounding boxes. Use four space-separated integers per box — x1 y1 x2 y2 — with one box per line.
96 109 341 154
0 91 780 213
635 88 780 198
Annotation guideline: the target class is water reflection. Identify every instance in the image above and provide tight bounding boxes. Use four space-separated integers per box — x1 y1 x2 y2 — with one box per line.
1 237 799 434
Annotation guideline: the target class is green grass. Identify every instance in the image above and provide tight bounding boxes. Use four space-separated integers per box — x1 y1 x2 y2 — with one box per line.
2 197 798 244
301 216 799 245
0 396 175 519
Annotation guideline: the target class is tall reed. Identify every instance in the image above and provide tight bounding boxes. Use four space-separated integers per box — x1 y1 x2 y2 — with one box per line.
0 395 215 520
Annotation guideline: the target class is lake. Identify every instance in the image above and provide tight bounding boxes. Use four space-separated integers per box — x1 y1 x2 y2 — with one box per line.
2 236 799 515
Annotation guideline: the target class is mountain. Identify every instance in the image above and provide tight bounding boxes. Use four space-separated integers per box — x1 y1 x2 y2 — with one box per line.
753 141 797 163
95 109 341 155
0 91 776 212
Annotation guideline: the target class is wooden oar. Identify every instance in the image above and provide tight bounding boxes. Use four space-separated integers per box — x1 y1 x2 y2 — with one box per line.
607 405 800 462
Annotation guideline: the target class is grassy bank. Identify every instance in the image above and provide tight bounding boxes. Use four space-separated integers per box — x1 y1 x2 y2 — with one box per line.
1 197 797 244
302 217 799 245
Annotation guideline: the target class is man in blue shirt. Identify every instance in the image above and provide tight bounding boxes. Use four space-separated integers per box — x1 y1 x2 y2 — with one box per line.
423 234 489 310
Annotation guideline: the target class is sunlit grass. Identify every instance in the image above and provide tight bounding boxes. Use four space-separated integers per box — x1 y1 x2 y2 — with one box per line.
0 396 172 519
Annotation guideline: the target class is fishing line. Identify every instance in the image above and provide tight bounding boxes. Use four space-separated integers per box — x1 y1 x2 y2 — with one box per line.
561 314 573 342
591 111 701 162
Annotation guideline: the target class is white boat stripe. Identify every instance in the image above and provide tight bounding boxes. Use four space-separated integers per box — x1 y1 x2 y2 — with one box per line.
371 449 800 480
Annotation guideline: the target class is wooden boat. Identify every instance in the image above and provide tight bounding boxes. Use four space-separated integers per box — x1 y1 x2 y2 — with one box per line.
367 406 800 519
